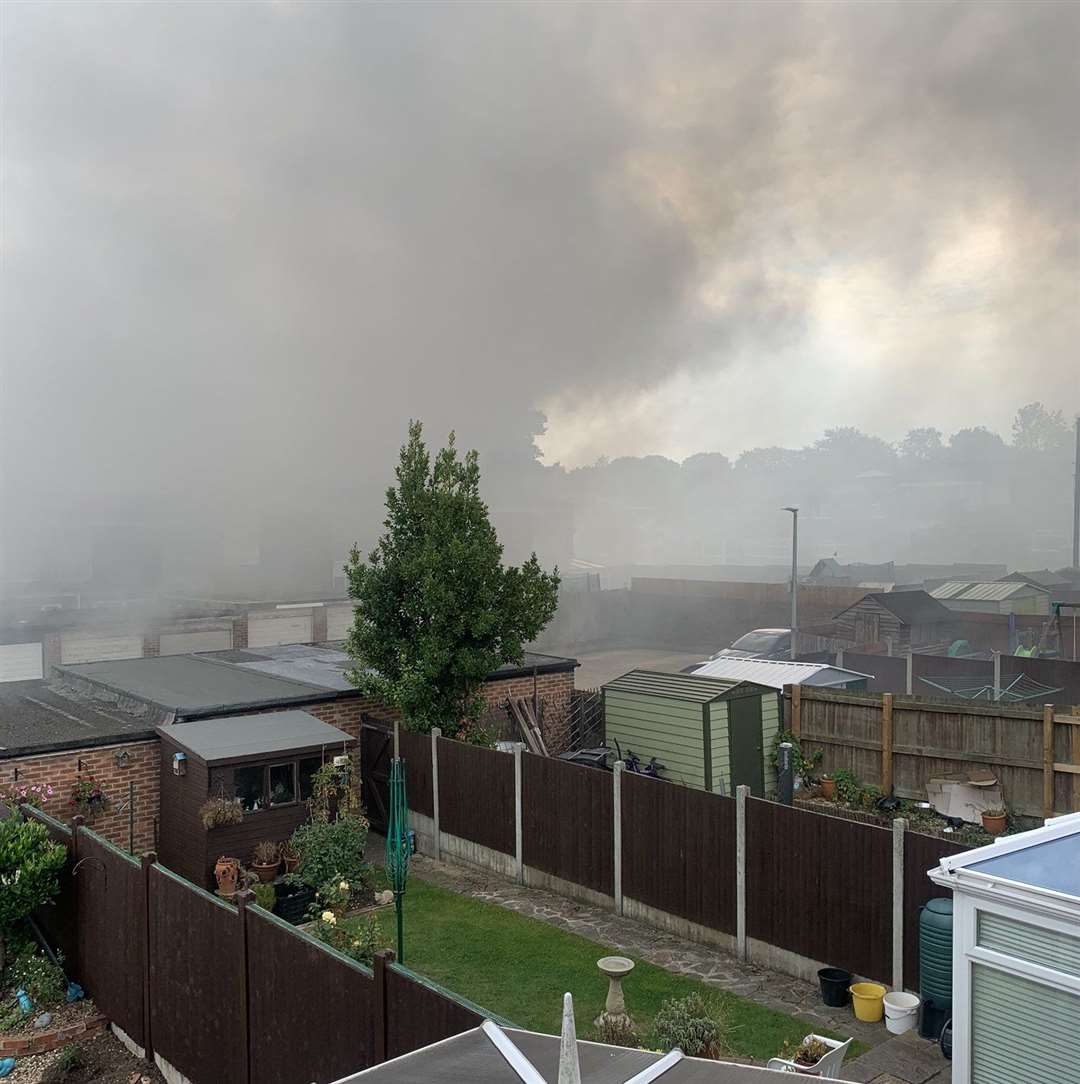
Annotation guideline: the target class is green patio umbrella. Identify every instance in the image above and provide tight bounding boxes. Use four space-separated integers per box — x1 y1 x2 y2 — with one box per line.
384 757 410 963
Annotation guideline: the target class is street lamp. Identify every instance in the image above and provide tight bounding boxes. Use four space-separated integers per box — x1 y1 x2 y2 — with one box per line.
783 507 798 660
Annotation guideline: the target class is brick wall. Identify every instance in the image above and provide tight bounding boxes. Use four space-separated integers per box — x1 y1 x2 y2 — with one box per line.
481 670 575 751
5 739 160 853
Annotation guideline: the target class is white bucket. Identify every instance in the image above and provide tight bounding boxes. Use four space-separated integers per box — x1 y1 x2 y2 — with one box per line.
883 991 920 1035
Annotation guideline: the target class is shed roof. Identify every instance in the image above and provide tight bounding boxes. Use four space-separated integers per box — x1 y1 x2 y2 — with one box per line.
603 670 767 704
691 657 870 690
834 590 951 625
56 654 332 718
931 580 1049 602
157 710 352 764
998 569 1070 588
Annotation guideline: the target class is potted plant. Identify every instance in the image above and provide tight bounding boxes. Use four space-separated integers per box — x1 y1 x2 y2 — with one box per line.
771 1035 850 1077
251 841 280 883
274 873 316 925
199 795 243 829
69 775 108 818
281 838 300 874
819 775 836 801
214 856 241 899
981 807 1007 836
252 882 277 912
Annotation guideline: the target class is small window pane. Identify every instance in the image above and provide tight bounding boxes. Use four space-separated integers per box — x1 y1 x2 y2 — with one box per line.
269 763 296 807
234 765 264 812
299 757 322 802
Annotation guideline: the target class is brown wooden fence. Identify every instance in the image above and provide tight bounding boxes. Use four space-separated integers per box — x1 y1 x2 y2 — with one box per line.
25 811 496 1084
746 800 892 982
621 772 736 934
438 738 515 855
522 753 613 897
790 685 1080 818
398 728 433 817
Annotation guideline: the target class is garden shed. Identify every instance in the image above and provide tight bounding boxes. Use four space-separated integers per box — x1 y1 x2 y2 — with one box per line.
929 811 1080 1084
603 670 777 797
156 710 354 888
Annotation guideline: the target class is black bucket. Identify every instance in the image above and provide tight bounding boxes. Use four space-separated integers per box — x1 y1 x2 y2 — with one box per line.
919 997 950 1040
817 967 852 1007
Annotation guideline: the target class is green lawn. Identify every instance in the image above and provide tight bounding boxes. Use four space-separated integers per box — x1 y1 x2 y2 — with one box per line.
350 873 864 1064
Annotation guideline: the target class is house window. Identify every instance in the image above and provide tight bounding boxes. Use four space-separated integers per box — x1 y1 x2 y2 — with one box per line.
298 756 323 802
234 765 265 812
269 763 296 807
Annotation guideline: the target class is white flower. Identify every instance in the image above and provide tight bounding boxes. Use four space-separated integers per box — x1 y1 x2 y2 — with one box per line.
338 881 349 892
321 910 337 925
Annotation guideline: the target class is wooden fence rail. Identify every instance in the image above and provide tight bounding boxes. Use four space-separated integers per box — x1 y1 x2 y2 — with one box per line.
788 684 1080 819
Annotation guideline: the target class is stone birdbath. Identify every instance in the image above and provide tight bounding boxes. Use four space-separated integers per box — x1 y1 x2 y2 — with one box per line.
594 955 634 1028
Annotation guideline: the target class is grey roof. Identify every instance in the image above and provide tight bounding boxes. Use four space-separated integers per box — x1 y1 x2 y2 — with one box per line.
158 710 353 764
835 590 951 626
691 657 869 690
604 669 765 704
487 651 580 679
56 654 333 718
335 1026 812 1083
968 834 1080 898
998 569 1070 588
200 643 357 691
0 680 156 758
931 580 1048 602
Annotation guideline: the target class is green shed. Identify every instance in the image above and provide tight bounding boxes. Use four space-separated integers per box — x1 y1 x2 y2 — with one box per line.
602 670 779 797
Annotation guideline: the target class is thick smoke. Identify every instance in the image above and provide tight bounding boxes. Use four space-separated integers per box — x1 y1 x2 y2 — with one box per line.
2 1 1077 591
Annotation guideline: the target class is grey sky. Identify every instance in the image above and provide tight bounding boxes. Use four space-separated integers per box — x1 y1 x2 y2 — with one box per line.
2 0 1077 501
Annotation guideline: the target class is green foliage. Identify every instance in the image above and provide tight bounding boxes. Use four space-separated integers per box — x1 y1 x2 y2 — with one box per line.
9 948 68 1006
1012 402 1070 453
0 814 67 935
56 1044 84 1072
769 731 822 781
310 912 382 966
252 883 276 911
291 815 371 895
307 761 361 823
592 1015 639 1048
831 768 861 804
653 993 730 1058
343 421 560 731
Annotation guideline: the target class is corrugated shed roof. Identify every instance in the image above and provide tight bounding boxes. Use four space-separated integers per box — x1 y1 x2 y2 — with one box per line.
603 669 743 703
691 657 869 690
931 580 1048 602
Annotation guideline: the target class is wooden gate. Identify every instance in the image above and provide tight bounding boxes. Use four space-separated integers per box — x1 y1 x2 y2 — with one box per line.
361 721 392 833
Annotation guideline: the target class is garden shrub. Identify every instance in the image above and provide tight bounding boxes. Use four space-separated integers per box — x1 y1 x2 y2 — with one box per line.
592 1015 639 1048
653 993 729 1058
9 948 68 1007
291 816 371 896
252 883 276 911
309 912 382 966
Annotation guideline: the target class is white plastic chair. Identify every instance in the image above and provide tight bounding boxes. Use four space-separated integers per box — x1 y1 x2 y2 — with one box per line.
766 1033 852 1078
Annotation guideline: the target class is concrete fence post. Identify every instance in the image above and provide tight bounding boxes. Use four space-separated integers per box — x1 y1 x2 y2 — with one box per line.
613 761 624 916
431 727 442 860
514 743 524 885
736 785 749 963
992 651 1002 702
892 817 906 992
905 652 913 695
836 648 844 668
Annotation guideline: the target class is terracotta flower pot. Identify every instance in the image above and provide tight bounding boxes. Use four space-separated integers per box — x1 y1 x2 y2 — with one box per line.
820 777 836 801
981 812 1007 836
283 856 300 874
215 857 240 898
252 861 280 883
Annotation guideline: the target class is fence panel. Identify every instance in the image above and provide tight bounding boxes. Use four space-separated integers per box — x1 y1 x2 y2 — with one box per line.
522 754 613 897
23 809 77 968
247 907 375 1084
73 830 146 1047
904 830 966 992
438 739 515 855
399 728 434 818
384 964 484 1060
621 773 736 934
149 865 245 1083
747 799 891 982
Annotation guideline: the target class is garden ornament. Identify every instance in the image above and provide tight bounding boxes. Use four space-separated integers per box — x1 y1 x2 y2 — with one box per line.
0 1056 14 1077
32 1012 52 1029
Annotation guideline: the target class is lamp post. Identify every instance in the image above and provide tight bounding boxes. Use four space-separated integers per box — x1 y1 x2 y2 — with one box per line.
385 758 410 963
783 507 798 660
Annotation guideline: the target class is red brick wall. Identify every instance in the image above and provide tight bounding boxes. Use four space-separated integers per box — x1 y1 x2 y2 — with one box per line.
5 739 160 853
481 670 575 750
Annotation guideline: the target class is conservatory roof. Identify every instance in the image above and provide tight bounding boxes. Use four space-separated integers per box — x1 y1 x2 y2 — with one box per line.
157 710 353 764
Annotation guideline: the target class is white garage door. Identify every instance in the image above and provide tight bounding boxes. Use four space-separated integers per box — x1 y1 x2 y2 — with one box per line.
159 630 233 655
247 613 313 648
325 605 354 641
60 634 144 665
0 642 44 682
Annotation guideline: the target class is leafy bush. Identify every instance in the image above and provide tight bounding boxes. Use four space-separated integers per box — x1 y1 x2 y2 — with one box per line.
769 731 822 781
252 883 276 911
652 993 729 1058
9 948 68 1006
310 912 382 966
292 815 371 894
307 762 362 823
0 813 67 970
592 1015 639 1048
831 768 860 804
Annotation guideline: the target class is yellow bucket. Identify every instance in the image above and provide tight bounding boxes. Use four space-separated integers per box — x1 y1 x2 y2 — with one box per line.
849 982 886 1022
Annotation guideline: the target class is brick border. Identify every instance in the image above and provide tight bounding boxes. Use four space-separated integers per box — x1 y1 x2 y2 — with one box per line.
0 1011 106 1057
